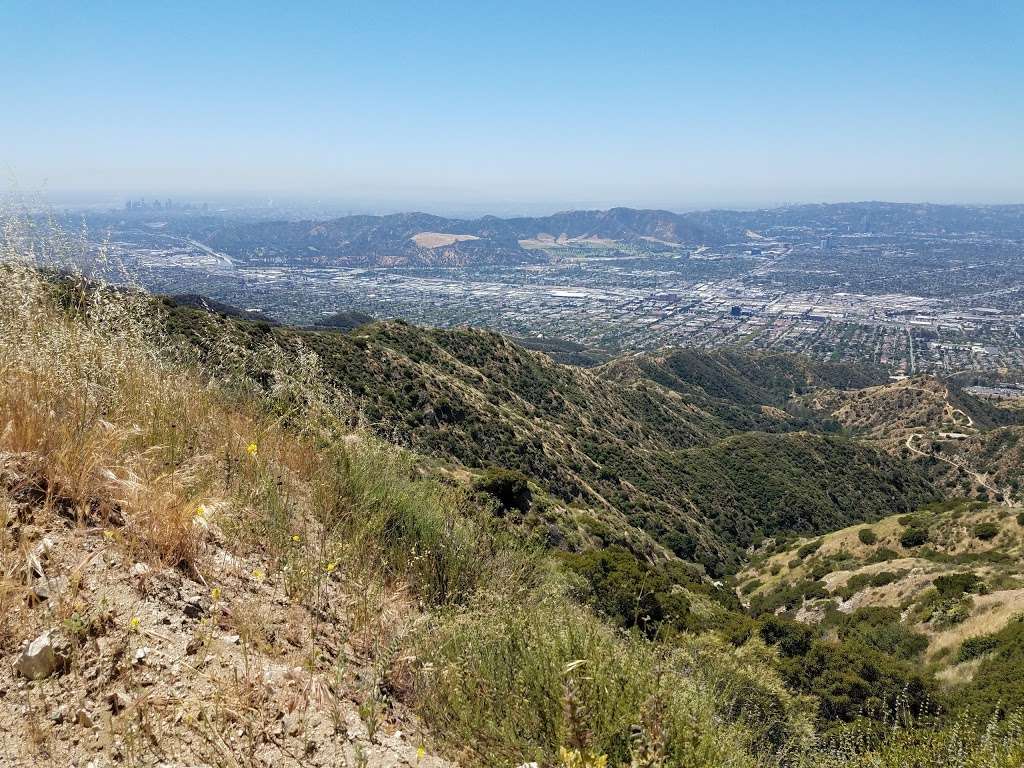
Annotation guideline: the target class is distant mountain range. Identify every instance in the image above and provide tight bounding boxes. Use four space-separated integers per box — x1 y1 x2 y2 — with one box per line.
186 207 724 267
90 201 1024 268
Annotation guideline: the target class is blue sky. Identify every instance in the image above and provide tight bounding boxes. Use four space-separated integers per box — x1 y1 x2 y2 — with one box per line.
3 1 1023 211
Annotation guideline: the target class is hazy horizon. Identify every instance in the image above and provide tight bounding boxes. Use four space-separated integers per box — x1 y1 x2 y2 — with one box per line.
4 2 1023 209
22 189 1024 221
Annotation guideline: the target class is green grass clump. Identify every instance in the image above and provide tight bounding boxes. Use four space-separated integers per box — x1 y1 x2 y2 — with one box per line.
312 439 540 606
407 592 812 767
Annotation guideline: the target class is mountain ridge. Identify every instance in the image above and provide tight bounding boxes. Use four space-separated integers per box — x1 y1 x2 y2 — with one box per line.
181 207 729 266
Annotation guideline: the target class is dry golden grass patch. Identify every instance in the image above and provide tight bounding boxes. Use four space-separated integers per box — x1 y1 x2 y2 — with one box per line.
925 588 1024 660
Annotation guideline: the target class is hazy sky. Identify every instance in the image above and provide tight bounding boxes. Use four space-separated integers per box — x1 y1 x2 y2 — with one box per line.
4 1 1023 212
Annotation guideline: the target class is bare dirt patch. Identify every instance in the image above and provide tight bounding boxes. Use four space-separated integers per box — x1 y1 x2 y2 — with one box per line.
410 233 479 249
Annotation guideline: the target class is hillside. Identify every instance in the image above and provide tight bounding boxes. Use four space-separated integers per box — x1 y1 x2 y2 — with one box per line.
162 305 938 574
738 498 1024 719
86 202 1024 269
808 375 1024 503
164 294 279 325
310 308 375 332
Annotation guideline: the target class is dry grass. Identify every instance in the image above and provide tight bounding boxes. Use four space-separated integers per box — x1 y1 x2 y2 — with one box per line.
0 215 470 766
925 589 1024 660
0 215 351 573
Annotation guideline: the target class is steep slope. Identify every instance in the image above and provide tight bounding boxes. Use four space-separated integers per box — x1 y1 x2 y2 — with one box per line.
0 260 824 768
164 305 938 574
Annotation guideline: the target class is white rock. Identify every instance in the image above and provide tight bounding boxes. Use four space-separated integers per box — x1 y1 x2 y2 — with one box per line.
14 630 68 679
32 537 55 560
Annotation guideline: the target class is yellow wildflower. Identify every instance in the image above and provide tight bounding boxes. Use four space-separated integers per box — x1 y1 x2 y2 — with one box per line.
291 534 301 543
325 561 337 574
246 442 258 457
252 569 265 582
210 587 221 601
416 745 425 761
559 747 608 768
128 616 141 632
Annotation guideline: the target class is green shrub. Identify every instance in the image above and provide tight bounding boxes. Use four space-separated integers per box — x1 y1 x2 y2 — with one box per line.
741 578 762 596
858 527 878 545
798 539 824 559
1016 511 1024 526
959 634 999 663
837 573 874 599
836 570 907 600
955 619 1024 719
867 547 900 563
974 521 1000 541
759 615 934 724
870 569 906 587
835 606 929 660
560 547 692 638
933 572 983 598
472 467 533 513
931 597 974 629
750 579 828 616
900 527 929 548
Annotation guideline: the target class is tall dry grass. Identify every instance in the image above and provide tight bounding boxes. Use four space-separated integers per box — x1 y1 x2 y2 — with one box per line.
0 212 528 605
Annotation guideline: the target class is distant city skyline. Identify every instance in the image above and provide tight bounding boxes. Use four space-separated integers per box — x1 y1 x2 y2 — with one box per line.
4 1 1023 207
